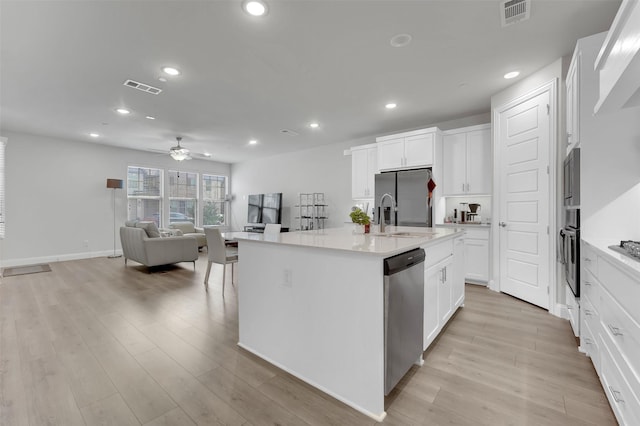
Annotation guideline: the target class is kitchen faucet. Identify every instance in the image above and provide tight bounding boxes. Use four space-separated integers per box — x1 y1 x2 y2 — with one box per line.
378 193 396 233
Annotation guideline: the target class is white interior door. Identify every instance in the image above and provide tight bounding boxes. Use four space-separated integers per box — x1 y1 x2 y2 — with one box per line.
497 90 550 309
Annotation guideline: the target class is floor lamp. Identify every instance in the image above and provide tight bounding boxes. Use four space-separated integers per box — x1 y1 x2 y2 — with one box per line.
106 178 123 258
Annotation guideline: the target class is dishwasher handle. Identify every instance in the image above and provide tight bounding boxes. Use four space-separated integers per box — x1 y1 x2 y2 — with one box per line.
384 248 426 275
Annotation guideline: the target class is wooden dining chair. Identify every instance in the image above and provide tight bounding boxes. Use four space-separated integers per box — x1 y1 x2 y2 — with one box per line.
204 227 238 292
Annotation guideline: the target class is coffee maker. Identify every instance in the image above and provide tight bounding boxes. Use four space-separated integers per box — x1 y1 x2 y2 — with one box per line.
467 203 481 222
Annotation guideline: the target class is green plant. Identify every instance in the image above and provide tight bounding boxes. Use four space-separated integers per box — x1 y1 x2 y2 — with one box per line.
349 208 370 225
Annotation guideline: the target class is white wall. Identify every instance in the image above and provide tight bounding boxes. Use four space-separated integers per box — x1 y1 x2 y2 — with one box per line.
0 131 230 267
230 139 359 231
230 112 491 232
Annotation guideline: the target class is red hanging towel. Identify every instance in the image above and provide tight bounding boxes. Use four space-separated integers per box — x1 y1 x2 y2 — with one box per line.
427 178 436 207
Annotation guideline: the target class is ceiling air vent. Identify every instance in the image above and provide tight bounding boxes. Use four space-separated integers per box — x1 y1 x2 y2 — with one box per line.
123 79 163 95
500 0 530 27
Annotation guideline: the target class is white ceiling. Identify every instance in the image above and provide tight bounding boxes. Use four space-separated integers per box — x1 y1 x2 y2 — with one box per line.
0 0 620 164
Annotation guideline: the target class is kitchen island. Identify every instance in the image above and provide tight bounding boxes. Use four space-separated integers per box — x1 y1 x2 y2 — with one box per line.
234 226 465 421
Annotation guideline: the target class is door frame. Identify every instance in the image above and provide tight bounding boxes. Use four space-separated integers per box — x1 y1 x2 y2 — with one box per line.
490 80 560 316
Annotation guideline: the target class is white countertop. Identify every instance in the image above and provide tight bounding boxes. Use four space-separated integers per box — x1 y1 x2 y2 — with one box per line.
582 237 640 278
229 226 464 257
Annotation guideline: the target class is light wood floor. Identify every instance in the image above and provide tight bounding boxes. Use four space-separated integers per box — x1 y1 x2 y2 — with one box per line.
0 255 616 425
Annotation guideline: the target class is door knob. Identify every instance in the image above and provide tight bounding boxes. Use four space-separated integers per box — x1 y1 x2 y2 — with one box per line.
499 222 507 227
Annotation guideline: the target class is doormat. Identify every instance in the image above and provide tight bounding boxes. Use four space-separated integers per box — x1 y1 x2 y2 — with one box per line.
2 263 52 277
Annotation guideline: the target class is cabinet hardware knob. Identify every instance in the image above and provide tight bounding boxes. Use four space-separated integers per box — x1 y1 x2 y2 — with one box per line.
499 222 507 227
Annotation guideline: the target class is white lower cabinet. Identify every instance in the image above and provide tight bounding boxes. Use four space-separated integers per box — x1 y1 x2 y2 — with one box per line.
424 261 442 349
423 237 463 351
452 236 465 307
566 284 580 338
464 228 489 283
580 240 640 424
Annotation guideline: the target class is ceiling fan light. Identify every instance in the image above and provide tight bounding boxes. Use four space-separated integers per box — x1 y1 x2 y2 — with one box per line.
170 148 190 161
169 136 191 161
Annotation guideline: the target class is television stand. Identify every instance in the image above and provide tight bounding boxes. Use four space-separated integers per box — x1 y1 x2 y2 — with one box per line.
244 225 289 233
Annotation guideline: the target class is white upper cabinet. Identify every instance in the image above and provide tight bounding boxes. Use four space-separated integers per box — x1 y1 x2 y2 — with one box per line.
376 127 440 171
594 0 640 114
566 54 580 153
442 124 491 196
351 144 377 199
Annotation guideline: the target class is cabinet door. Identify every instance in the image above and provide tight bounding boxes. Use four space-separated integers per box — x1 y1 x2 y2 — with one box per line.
377 138 404 171
566 54 580 153
424 263 440 350
566 283 579 337
452 237 465 308
405 133 434 168
366 147 377 197
351 148 369 199
464 238 489 282
443 133 466 195
466 128 491 194
438 257 453 326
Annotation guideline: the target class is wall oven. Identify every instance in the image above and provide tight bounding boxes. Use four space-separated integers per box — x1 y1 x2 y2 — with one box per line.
559 209 580 297
564 148 580 207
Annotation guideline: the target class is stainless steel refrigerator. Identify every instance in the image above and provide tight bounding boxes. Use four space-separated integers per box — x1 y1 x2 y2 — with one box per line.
374 168 433 227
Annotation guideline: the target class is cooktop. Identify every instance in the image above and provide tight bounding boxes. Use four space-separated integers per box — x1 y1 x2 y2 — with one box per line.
608 241 640 261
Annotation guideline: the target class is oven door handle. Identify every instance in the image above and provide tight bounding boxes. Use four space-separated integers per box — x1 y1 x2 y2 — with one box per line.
558 229 566 264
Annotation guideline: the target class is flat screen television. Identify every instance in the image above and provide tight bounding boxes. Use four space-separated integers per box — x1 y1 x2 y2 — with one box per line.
247 193 282 224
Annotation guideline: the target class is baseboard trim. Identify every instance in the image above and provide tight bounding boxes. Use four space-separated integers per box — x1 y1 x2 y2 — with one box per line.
0 250 121 268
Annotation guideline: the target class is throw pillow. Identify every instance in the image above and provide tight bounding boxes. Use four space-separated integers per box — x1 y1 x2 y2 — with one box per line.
125 220 138 227
135 221 161 238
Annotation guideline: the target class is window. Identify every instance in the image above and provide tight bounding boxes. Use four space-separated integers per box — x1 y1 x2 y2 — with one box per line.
202 174 227 226
168 170 198 224
127 166 162 226
0 137 5 239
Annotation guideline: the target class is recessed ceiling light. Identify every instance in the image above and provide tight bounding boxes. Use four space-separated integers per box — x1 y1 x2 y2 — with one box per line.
89 133 100 138
504 71 520 79
162 66 181 76
204 152 212 157
158 77 167 82
309 122 319 129
243 0 268 16
115 108 131 115
145 116 156 120
385 103 397 109
249 139 258 145
390 34 412 48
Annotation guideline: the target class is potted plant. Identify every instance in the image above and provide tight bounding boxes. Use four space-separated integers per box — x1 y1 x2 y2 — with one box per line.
349 208 371 233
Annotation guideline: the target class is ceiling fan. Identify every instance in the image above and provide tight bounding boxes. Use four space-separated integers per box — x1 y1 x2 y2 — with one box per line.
169 136 191 161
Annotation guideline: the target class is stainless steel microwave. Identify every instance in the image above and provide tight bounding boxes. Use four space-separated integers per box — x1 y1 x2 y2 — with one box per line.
564 148 580 207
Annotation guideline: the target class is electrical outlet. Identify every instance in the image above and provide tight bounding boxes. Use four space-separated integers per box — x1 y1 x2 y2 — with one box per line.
283 268 293 287
83 240 89 248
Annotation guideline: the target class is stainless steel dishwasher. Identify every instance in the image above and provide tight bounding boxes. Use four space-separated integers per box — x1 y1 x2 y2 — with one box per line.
384 248 425 395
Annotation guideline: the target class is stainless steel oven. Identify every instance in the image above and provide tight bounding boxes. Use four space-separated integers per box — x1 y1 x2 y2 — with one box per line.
564 148 580 207
559 209 580 297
